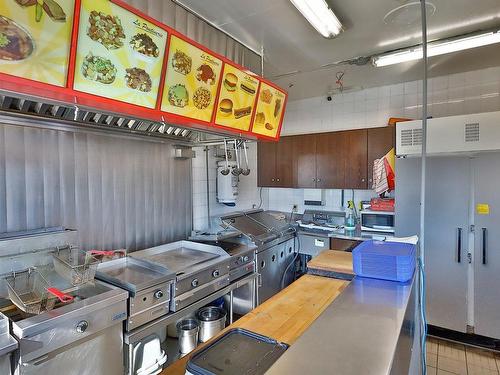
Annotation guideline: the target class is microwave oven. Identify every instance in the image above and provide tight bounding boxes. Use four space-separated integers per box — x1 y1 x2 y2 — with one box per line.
360 210 395 233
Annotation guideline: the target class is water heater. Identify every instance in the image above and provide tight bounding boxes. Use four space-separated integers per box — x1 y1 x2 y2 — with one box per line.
217 161 238 206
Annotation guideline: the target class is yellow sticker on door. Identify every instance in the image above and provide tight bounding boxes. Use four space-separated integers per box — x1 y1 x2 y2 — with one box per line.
476 204 490 215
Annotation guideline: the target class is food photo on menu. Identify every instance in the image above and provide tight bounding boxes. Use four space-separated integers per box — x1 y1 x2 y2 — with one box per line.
161 35 222 122
215 64 259 131
73 0 167 108
0 0 74 86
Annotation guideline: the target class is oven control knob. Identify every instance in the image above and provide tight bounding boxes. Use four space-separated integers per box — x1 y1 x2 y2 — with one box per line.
191 279 199 288
76 320 89 333
212 270 220 278
154 290 164 299
237 256 244 263
243 255 249 262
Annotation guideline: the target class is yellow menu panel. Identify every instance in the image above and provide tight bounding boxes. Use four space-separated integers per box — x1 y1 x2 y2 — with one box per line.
161 36 222 122
73 0 167 108
215 64 259 131
252 82 286 138
0 0 74 86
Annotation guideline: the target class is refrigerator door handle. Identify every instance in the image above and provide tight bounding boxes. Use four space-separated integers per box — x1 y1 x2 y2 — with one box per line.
482 227 487 265
457 227 462 263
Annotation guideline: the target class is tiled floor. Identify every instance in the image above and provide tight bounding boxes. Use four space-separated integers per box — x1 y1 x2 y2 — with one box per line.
427 337 500 375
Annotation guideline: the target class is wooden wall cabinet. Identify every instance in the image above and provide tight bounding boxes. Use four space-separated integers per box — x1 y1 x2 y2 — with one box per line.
258 126 394 190
257 136 295 187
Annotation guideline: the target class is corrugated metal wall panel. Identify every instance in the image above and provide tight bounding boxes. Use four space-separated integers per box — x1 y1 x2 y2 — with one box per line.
0 124 192 251
124 0 261 73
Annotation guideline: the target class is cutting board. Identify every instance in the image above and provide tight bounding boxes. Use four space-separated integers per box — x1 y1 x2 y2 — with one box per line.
307 250 354 276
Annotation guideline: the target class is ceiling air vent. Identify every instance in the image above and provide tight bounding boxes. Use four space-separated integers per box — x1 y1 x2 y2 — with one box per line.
465 123 480 142
401 128 423 147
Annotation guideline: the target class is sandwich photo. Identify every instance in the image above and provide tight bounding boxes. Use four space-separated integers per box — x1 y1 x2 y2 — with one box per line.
240 82 255 95
223 73 238 92
234 106 252 119
219 98 233 117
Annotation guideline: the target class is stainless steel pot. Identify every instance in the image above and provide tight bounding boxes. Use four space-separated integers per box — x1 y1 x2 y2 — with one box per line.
196 306 227 343
177 319 199 354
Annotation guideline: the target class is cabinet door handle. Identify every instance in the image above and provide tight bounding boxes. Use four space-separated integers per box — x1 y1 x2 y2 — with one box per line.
361 178 366 182
317 178 321 182
457 227 462 263
312 178 316 182
271 178 275 182
276 178 280 182
482 227 487 265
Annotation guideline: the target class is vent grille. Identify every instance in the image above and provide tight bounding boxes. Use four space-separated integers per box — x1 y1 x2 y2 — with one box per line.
0 92 245 144
465 123 480 142
401 128 423 147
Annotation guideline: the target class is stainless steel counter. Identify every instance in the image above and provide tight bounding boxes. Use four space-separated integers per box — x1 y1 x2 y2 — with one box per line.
0 313 16 357
328 227 395 241
265 276 417 375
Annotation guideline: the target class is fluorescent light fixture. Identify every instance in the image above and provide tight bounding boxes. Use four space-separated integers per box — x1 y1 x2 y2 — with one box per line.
289 0 343 38
373 30 500 67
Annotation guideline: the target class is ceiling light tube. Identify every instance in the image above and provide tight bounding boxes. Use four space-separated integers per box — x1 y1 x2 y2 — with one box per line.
289 0 343 38
373 30 500 67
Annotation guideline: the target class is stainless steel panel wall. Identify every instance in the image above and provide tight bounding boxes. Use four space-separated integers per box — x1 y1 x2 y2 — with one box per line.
0 124 192 251
125 0 261 73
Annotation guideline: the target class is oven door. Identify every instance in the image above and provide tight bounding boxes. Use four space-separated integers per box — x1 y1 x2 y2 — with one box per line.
360 211 395 233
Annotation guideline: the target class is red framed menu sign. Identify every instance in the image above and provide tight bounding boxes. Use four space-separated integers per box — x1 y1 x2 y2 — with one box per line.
0 0 288 140
72 0 168 108
251 82 287 138
214 63 260 132
0 0 75 87
160 35 223 123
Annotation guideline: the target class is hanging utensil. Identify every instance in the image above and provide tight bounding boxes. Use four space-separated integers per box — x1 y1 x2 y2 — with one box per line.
221 139 230 175
241 141 251 176
232 140 242 176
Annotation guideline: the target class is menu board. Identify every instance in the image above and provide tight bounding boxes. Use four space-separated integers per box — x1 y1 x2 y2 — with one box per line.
160 36 222 122
73 0 167 108
214 64 259 131
0 0 74 87
251 82 286 138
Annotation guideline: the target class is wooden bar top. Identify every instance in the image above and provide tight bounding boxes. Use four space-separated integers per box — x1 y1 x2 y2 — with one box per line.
160 275 348 375
307 250 354 275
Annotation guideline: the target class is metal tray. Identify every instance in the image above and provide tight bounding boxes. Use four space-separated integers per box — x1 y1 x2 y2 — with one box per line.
186 328 288 375
131 241 229 275
96 257 175 294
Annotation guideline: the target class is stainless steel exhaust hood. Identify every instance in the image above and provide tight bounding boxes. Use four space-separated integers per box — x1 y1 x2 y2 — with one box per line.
0 91 253 145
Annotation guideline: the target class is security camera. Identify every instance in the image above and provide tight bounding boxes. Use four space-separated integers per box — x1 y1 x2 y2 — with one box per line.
327 95 332 101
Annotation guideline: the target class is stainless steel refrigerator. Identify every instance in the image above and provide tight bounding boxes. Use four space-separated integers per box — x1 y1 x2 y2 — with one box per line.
395 153 500 339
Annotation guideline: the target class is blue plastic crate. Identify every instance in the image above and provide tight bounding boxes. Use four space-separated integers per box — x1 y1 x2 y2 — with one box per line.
352 240 416 282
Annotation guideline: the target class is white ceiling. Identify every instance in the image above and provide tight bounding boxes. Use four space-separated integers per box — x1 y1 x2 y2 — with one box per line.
176 0 500 100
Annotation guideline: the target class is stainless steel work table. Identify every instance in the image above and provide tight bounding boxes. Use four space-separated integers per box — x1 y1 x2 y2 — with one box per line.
265 275 417 375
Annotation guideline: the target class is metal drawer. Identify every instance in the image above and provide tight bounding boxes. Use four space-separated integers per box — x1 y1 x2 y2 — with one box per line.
298 233 329 257
172 276 230 311
129 282 172 317
175 260 230 296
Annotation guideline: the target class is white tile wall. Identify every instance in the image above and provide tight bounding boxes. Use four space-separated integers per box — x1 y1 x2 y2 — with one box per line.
192 143 266 231
281 67 500 135
192 67 500 231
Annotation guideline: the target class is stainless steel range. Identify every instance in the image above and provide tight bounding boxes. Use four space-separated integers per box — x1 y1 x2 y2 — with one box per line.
96 257 175 331
220 210 297 305
130 241 231 312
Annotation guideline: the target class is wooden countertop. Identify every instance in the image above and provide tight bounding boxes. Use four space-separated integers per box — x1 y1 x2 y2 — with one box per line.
307 250 354 275
160 275 348 375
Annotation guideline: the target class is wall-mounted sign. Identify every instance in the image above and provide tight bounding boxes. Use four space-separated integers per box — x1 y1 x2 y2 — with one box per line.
73 0 168 108
161 35 222 122
214 63 259 132
251 82 286 138
0 0 75 86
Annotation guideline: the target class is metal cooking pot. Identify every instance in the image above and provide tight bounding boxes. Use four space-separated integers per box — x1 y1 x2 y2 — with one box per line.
196 306 227 343
177 319 199 354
